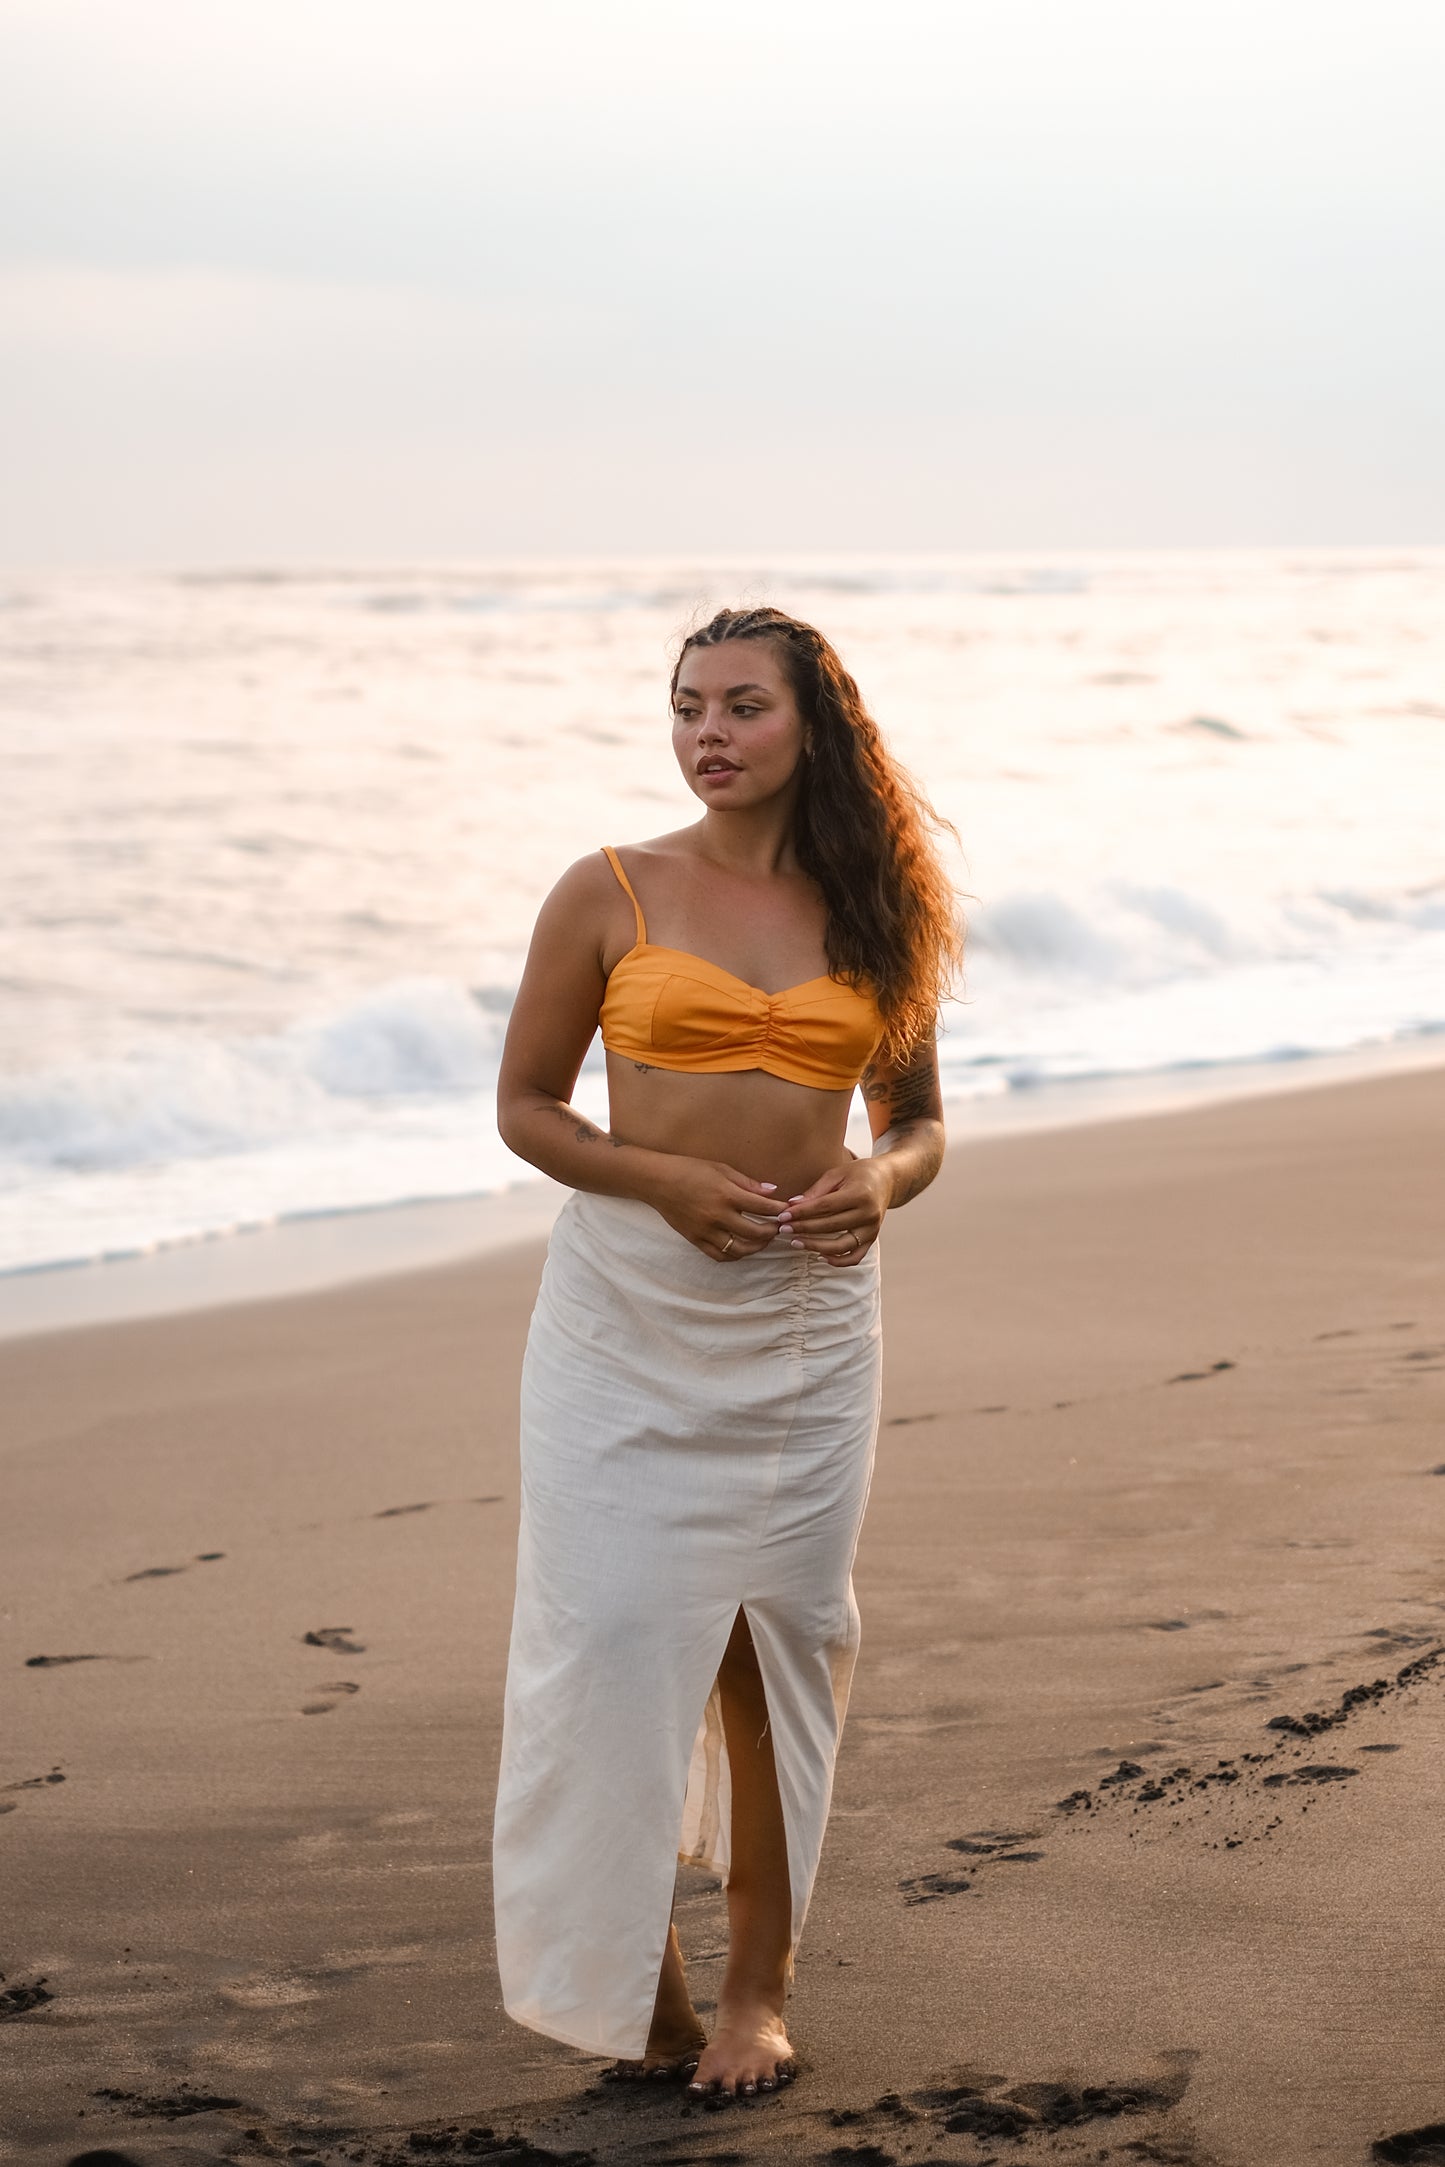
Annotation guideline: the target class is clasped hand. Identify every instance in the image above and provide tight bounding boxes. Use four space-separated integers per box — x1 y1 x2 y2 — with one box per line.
650 1156 890 1266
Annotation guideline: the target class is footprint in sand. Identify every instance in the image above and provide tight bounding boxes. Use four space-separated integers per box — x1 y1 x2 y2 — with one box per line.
303 1625 365 1654
947 1830 1043 1855
373 1497 505 1514
301 1682 361 1716
827 2051 1199 2149
91 2083 247 2119
24 1653 145 1669
1372 2122 1445 2163
122 1553 224 1582
1167 1359 1237 1383
0 1978 54 2018
898 1871 974 1905
884 1411 939 1428
3 1768 65 1795
1261 1763 1359 1788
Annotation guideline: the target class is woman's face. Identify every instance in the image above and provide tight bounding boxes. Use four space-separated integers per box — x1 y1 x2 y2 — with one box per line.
671 640 809 811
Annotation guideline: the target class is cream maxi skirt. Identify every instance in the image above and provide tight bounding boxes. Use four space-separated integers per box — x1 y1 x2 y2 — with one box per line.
492 1187 883 2059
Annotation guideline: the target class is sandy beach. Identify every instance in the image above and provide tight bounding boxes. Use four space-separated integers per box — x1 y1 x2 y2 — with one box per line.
2 1061 1443 2167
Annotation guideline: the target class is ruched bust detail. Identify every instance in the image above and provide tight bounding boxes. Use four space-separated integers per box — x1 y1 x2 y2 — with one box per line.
597 847 883 1093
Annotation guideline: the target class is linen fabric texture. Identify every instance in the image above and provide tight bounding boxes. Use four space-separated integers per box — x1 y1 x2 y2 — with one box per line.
492 1188 883 2057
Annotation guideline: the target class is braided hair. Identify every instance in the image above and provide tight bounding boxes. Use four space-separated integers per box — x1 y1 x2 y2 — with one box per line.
670 606 963 1069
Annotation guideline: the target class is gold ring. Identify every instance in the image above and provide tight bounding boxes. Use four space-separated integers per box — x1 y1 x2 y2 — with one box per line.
844 1228 860 1250
720 1234 735 1255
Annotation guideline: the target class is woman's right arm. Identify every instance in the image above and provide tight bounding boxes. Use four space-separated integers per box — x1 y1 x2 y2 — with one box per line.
495 856 784 1256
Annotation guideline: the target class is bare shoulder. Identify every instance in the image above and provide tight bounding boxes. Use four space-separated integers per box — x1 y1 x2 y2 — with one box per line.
607 823 704 872
522 850 627 960
543 849 625 909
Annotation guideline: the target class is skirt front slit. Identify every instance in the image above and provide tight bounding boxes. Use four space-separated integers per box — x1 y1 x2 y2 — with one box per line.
492 1188 882 2059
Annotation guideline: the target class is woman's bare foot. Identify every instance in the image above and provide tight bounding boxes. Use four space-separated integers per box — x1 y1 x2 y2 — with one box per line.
687 1994 796 2100
602 1923 708 2082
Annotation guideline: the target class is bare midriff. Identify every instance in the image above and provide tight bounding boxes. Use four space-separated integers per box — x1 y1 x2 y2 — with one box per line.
604 1055 856 1200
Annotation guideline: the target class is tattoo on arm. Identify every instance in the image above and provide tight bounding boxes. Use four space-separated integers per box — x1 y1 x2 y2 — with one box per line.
863 1050 945 1206
886 1063 942 1127
553 1105 622 1149
863 1054 943 1129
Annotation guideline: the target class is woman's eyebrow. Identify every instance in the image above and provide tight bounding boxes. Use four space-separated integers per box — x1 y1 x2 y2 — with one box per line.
674 681 771 701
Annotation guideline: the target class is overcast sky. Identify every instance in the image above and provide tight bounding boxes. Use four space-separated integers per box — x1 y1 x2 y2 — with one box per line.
2 0 1443 564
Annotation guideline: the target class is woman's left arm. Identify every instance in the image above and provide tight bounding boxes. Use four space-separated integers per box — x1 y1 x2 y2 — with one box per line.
784 1040 945 1266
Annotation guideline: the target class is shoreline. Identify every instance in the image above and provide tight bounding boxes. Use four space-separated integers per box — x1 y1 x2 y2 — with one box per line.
2 1028 1443 1345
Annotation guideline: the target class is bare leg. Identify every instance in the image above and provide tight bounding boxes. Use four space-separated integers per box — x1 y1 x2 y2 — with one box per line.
688 1609 797 2099
652 1915 709 2063
605 1908 706 2077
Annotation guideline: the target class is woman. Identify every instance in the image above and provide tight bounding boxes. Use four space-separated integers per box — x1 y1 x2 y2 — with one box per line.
493 604 961 2102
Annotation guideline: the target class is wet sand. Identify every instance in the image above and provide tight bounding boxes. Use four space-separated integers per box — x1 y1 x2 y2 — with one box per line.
1 1063 1443 2167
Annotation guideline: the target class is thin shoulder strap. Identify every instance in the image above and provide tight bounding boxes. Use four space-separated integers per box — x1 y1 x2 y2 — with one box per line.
601 845 647 945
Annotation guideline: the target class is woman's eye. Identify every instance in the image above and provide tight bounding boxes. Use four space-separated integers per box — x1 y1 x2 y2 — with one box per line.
732 704 759 718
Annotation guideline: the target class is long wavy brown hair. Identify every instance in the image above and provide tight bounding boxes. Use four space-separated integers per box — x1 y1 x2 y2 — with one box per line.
671 606 964 1069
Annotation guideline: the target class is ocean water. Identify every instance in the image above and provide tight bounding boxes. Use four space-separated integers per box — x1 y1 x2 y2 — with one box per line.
3 550 1443 1280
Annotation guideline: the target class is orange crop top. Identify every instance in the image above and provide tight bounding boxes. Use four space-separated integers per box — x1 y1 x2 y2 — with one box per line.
597 846 884 1092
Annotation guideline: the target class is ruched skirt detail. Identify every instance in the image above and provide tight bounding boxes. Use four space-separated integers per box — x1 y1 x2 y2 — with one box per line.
491 1188 882 2058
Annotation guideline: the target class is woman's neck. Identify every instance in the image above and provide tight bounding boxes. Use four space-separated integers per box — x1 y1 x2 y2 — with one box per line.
693 798 802 879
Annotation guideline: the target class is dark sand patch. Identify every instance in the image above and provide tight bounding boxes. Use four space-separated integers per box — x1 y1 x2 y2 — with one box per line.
0 1977 54 2017
1373 2127 1445 2165
93 2083 248 2119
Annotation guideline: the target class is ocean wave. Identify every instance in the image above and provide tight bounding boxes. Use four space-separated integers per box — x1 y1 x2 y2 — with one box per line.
0 979 501 1176
963 878 1445 986
5 876 1442 1194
